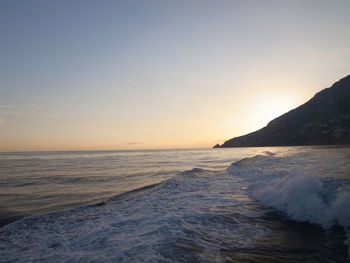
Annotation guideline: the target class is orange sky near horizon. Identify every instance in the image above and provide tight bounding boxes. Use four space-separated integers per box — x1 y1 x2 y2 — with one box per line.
1 1 350 152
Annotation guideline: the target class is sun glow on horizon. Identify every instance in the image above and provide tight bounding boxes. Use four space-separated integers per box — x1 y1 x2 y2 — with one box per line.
1 1 350 152
217 87 306 141
254 95 299 127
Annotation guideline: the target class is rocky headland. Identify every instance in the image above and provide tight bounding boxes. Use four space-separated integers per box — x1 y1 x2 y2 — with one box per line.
216 75 350 148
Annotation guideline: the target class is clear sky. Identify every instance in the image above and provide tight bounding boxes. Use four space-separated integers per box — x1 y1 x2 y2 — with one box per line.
1 0 350 151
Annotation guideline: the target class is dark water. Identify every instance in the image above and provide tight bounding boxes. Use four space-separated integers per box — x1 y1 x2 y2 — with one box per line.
0 147 349 262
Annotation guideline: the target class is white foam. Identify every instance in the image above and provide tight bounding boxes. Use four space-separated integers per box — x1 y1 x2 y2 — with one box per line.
0 169 268 262
1 148 349 261
228 152 350 255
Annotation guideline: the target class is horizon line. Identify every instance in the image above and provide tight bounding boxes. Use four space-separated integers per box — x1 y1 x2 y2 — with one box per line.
0 146 214 154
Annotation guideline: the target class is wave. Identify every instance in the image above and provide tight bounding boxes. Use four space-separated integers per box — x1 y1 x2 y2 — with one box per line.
1 153 349 262
0 167 270 262
227 153 350 254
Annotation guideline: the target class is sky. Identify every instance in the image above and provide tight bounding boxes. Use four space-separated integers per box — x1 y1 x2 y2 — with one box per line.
1 0 350 151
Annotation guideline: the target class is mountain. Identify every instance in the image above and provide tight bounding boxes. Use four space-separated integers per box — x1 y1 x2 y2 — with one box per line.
216 75 350 148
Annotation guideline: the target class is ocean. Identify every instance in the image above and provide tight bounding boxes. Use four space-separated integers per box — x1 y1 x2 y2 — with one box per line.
0 146 349 262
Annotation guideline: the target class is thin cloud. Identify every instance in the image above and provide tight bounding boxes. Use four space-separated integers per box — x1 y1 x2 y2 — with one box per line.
0 111 22 115
16 124 77 128
32 114 76 118
0 104 42 108
125 142 142 145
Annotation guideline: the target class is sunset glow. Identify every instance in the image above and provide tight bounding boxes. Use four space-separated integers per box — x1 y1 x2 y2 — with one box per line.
1 1 350 151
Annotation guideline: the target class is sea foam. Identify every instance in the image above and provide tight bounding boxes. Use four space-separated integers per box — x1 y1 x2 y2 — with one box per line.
0 168 268 262
1 148 349 262
227 153 350 254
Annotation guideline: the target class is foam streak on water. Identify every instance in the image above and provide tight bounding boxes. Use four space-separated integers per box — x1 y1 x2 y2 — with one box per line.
0 169 269 262
0 147 349 262
227 150 350 258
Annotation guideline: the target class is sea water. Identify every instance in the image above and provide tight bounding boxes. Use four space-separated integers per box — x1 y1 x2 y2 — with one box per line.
0 146 349 262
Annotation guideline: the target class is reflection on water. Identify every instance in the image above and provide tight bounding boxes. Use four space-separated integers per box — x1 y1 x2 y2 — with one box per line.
0 146 349 262
0 147 269 224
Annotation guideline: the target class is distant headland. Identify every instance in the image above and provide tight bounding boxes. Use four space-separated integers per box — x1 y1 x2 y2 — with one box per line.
215 74 350 148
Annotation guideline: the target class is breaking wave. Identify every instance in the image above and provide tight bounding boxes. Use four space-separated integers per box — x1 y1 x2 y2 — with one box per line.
1 149 349 262
228 154 350 254
0 168 269 262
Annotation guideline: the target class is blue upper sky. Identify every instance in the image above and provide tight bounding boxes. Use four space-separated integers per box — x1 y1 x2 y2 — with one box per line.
1 0 350 151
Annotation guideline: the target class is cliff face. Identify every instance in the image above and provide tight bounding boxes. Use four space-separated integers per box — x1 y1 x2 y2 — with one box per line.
217 75 350 148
